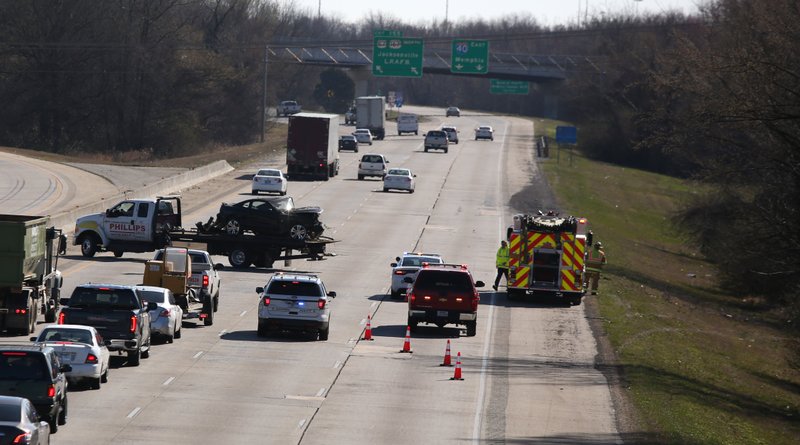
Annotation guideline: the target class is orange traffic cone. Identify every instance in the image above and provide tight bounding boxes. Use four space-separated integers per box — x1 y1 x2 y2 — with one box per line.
400 326 413 353
440 339 452 366
450 352 463 380
362 314 374 341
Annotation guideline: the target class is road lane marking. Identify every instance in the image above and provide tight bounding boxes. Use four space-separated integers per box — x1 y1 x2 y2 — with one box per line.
347 337 356 344
359 318 366 326
298 419 306 429
218 329 227 336
332 361 341 369
370 301 377 309
193 351 204 359
162 376 175 386
126 407 141 418
239 310 247 317
316 387 326 397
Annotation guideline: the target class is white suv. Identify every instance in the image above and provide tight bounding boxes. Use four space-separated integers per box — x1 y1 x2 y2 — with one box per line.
256 273 336 340
424 130 449 153
390 252 443 298
358 153 389 180
475 125 494 141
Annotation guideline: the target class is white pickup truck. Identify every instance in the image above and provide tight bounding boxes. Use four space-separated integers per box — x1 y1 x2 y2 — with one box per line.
154 248 221 322
277 100 301 116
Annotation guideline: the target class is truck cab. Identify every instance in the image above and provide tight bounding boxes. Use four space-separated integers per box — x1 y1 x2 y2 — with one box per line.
74 196 181 258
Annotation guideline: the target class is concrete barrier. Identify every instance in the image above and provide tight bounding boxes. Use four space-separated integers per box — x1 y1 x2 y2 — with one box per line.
50 160 234 231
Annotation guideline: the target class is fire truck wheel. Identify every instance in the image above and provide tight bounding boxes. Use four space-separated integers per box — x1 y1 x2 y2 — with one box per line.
571 296 583 306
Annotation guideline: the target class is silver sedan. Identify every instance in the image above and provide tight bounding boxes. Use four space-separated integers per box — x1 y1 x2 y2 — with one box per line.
383 168 416 193
136 286 184 343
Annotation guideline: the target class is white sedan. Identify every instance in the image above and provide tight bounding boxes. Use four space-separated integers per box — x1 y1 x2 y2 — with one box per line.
252 168 287 195
475 125 494 141
353 128 373 145
32 324 110 389
383 168 416 193
136 285 184 343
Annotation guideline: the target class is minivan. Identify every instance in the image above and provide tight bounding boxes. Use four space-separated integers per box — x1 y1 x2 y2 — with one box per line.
397 114 419 136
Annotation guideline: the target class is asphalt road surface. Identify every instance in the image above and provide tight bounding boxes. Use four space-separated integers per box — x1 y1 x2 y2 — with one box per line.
2 110 621 444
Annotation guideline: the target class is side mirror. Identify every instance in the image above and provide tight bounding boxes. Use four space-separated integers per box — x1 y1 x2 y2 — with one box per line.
390 262 397 267
475 280 485 288
60 364 72 373
403 277 414 283
256 287 264 294
327 291 336 298
214 263 224 270
413 174 417 177
146 302 158 311
30 336 38 342
395 257 401 262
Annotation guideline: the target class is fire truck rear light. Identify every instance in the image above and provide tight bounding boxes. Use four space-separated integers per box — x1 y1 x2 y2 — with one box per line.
85 353 98 364
58 312 66 324
579 218 586 224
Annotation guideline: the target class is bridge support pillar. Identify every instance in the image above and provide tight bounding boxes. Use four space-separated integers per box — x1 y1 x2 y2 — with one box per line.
347 67 373 98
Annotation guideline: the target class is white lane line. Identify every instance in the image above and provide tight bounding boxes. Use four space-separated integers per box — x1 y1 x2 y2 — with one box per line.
162 377 175 386
239 310 247 317
126 407 141 418
218 329 227 336
333 360 341 369
298 418 307 429
347 337 356 344
193 351 204 359
370 301 377 309
359 318 366 326
316 387 326 397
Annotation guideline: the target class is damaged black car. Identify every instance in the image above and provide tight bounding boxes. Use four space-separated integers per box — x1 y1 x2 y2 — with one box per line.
208 197 324 240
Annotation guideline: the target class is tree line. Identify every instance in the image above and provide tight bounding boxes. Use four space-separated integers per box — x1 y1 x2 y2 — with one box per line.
0 0 796 311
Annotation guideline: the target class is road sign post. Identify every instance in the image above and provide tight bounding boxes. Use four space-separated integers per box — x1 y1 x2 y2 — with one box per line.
451 40 489 74
555 126 578 166
490 79 529 95
373 32 424 78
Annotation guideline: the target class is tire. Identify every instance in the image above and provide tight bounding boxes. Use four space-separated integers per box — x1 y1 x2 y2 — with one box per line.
390 290 400 299
213 296 219 312
571 296 583 306
445 148 449 153
141 339 150 358
90 377 101 390
49 412 59 434
383 188 389 192
113 250 124 258
101 367 109 383
408 317 418 332
466 320 477 337
289 224 308 240
251 190 258 195
358 174 364 180
174 324 182 339
257 320 269 337
166 332 174 344
80 234 98 258
45 306 56 323
409 189 415 194
228 248 250 268
318 324 329 341
424 147 429 152
128 348 141 366
57 397 67 425
225 219 243 236
204 299 214 326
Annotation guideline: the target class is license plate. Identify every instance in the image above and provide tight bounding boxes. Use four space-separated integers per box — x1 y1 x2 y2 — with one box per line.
437 310 448 317
58 352 76 363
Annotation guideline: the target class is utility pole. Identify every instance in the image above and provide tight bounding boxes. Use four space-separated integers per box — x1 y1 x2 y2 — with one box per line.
445 0 449 24
260 46 268 143
318 0 321 17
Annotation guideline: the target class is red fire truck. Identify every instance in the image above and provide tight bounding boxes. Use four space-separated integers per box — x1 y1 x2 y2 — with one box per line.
507 212 589 305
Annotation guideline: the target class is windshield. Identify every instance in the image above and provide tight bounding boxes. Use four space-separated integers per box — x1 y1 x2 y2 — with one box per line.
139 290 166 305
388 169 410 176
0 404 20 422
413 271 473 292
69 288 139 310
0 353 49 381
402 256 442 267
257 170 280 177
39 328 93 344
267 281 322 297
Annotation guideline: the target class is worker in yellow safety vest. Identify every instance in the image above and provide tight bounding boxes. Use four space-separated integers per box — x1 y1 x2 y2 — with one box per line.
584 241 607 294
493 240 510 291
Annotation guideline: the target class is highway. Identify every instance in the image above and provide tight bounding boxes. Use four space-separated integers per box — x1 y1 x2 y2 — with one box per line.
1 110 620 444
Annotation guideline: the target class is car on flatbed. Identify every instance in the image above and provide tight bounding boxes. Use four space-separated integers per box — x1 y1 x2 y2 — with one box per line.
405 263 484 336
390 253 443 298
255 273 336 340
211 197 325 241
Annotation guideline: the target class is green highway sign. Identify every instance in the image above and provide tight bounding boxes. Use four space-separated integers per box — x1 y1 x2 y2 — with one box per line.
374 30 403 38
451 40 489 74
490 79 529 95
373 36 424 78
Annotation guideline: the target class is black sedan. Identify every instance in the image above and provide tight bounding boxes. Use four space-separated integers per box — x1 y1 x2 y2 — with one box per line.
0 396 50 444
338 135 358 152
213 197 324 240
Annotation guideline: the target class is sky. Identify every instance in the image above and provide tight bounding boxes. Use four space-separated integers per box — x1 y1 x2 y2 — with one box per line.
289 0 705 26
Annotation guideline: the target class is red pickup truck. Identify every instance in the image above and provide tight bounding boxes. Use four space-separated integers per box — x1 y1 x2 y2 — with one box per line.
405 264 484 337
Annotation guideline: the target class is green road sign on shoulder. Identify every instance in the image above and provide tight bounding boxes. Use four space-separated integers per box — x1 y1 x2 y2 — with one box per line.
490 79 529 95
373 37 424 78
374 30 403 38
451 40 489 74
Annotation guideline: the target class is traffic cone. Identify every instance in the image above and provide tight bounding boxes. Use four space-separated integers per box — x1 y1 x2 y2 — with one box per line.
450 352 464 380
440 339 452 366
362 314 374 341
400 326 413 353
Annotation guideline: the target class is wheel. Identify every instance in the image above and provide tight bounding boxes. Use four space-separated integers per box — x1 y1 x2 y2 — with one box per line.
90 377 101 390
225 219 243 236
280 190 287 196
424 147 429 152
49 409 59 434
128 348 141 366
101 367 109 383
113 250 124 258
415 131 418 135
318 324 329 341
354 148 358 153
358 174 364 180
213 296 219 312
289 224 308 240
257 320 269 337
390 289 400 299
383 188 389 192
166 332 174 344
571 296 583 306
445 148 449 153
57 397 67 425
45 306 56 323
204 299 215 326
408 317 418 332
80 235 98 257
141 340 150 358
409 189 415 194
251 190 258 195
466 320 477 337
228 248 250 268
174 323 182 339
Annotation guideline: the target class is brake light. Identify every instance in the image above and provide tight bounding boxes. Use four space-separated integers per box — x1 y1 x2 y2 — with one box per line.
98 287 110 291
461 264 468 269
47 385 55 398
423 295 431 301
203 275 209 288
58 312 66 324
317 299 326 310
579 218 586 224
472 291 480 311
408 292 416 303
262 296 271 306
394 270 406 275
456 297 463 302
85 353 98 364
160 308 171 317
2 352 26 356
12 432 30 443
14 309 26 314
130 315 137 333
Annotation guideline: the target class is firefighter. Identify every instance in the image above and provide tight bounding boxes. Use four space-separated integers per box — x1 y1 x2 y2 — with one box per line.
493 240 510 291
584 241 607 294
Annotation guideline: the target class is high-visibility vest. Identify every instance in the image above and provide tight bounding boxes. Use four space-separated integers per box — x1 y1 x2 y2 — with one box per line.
586 248 606 272
496 246 510 268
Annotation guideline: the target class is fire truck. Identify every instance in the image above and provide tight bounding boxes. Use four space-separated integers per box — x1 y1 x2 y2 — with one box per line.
507 212 589 305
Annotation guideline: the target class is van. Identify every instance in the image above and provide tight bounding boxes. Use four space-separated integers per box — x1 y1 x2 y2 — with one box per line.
397 114 419 136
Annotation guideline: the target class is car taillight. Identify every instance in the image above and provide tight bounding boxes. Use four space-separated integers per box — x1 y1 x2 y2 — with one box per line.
160 308 171 317
408 292 416 303
12 432 30 444
317 299 326 310
394 270 406 275
85 353 98 364
472 291 480 311
262 297 271 306
58 312 66 324
423 295 432 301
203 275 209 288
47 385 55 398
14 308 26 314
130 315 137 333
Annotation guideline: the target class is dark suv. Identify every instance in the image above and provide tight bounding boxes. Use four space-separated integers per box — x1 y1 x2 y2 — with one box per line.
405 264 484 336
0 345 70 433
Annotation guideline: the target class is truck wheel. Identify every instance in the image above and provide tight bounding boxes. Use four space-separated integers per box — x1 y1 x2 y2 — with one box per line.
203 305 214 326
141 339 151 358
58 397 67 425
228 249 250 268
257 320 269 337
45 306 56 323
127 348 141 366
174 323 182 339
318 324 329 341
225 219 243 236
79 234 99 257
289 224 308 240
358 174 364 180
466 321 477 337
90 376 101 390
113 250 124 258
213 296 219 312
